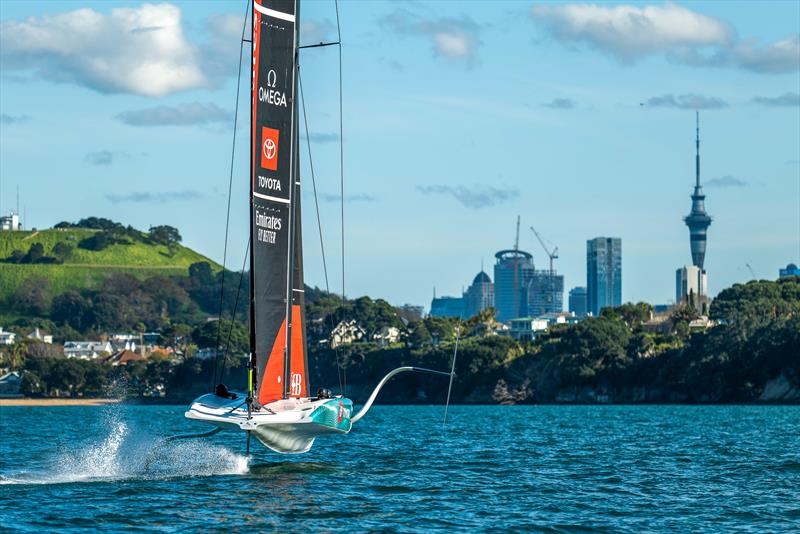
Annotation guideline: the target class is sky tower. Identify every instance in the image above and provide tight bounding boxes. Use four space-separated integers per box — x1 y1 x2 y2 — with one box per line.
684 112 712 270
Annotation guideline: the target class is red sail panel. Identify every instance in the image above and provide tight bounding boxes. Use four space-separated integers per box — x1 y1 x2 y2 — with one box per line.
258 305 307 404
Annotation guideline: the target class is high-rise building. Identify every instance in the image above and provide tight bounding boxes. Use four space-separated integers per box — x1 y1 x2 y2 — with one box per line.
676 265 709 311
568 287 587 317
493 249 535 322
586 237 622 316
684 112 712 270
779 263 800 278
527 270 564 316
430 296 465 318
463 271 494 318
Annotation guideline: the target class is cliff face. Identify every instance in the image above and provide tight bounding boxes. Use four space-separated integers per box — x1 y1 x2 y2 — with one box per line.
759 373 800 402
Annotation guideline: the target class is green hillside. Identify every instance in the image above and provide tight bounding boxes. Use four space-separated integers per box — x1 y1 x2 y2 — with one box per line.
0 229 220 303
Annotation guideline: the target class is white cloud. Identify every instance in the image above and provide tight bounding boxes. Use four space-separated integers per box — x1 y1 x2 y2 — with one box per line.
646 93 727 109
530 2 732 62
381 9 482 64
529 2 800 74
417 184 518 209
0 4 207 96
753 92 800 107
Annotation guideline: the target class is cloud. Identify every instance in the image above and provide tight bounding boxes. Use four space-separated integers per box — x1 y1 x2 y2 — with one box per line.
646 93 727 109
307 132 339 144
0 4 208 97
752 92 800 107
319 193 375 203
0 113 30 124
416 184 519 209
530 3 731 62
85 150 113 166
529 3 799 74
705 175 747 188
543 98 575 109
106 191 203 204
381 9 482 64
115 102 231 127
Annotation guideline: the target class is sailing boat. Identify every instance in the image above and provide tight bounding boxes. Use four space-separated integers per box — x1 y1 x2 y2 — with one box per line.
184 0 449 455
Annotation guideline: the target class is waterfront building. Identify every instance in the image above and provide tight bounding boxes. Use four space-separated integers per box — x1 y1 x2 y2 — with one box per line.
586 237 622 316
684 113 712 270
430 296 466 319
568 287 587 317
676 265 709 312
463 271 494 318
779 263 800 278
493 249 536 322
527 270 564 316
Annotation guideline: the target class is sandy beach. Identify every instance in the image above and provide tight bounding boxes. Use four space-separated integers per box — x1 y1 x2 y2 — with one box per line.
0 398 121 407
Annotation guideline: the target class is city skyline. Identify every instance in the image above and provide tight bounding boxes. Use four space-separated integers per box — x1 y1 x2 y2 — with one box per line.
1 1 798 310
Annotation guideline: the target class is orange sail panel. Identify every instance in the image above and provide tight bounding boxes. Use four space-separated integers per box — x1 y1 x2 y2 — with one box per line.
258 305 307 404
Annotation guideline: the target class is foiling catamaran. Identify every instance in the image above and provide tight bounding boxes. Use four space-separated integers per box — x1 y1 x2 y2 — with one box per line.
182 0 452 455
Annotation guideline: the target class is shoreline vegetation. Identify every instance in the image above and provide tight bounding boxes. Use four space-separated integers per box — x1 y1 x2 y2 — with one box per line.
2 218 799 406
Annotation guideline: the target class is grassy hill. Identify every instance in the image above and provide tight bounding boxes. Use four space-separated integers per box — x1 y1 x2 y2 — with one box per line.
0 229 221 304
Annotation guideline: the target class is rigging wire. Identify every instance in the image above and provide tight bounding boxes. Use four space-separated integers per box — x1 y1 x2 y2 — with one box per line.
298 71 344 393
219 238 251 384
334 0 346 395
212 0 250 390
443 317 462 425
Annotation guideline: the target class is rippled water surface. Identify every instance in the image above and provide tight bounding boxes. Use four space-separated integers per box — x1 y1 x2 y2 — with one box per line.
1 405 798 531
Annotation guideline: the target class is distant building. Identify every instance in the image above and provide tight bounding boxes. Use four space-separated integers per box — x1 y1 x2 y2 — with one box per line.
527 270 564 316
372 326 401 347
676 265 709 312
63 341 113 359
103 350 146 366
586 237 622 316
27 328 53 344
494 249 535 322
0 213 20 231
330 319 366 348
684 113 712 271
463 271 494 318
430 296 465 319
509 317 549 341
568 287 587 317
779 263 800 278
0 327 16 346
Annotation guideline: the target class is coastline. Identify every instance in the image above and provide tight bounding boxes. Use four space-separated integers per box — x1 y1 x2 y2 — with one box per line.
0 398 121 407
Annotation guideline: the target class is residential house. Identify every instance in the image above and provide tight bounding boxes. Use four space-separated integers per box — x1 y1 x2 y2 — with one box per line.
63 341 113 359
27 328 54 344
104 350 146 366
330 319 366 348
372 326 401 347
0 328 16 346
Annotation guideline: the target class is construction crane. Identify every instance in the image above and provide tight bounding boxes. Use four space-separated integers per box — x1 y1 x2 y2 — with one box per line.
530 226 559 274
530 226 559 313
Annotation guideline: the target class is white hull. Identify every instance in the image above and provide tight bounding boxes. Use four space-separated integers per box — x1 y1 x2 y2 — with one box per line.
185 393 352 454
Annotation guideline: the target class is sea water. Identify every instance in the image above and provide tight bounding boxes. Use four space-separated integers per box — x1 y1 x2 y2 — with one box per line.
0 405 798 531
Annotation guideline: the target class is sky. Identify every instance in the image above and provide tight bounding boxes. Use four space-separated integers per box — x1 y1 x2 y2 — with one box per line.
0 0 798 311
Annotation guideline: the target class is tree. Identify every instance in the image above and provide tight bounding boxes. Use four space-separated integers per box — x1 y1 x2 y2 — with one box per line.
52 292 94 331
24 243 45 263
192 319 248 356
52 241 74 261
408 321 432 347
11 276 52 316
149 225 182 246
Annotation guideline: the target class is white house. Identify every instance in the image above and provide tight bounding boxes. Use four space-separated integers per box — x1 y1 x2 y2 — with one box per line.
372 326 401 346
0 213 20 231
27 328 54 344
330 319 366 348
63 341 113 359
0 327 16 346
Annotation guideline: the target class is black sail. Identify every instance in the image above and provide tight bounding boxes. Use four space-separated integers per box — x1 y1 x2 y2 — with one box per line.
250 0 308 404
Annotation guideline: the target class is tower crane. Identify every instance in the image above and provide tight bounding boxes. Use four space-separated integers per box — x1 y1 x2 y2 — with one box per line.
530 226 559 274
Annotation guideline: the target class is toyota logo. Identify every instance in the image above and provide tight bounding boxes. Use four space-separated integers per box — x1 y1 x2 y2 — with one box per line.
263 138 276 161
